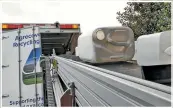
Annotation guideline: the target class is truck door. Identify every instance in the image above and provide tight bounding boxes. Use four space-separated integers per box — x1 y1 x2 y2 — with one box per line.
2 30 20 107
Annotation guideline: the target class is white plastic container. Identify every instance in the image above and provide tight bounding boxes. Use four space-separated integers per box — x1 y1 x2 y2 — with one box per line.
75 46 79 56
136 30 171 66
132 41 137 60
77 27 135 63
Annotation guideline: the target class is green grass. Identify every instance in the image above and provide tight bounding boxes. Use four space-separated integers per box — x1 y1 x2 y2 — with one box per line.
23 77 43 85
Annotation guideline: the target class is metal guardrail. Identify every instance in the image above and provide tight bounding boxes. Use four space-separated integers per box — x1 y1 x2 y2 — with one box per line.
51 56 171 107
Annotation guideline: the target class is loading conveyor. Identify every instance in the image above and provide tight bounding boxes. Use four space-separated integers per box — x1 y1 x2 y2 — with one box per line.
42 56 171 107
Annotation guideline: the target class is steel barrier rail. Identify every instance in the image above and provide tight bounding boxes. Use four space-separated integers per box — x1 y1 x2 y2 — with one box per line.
64 58 171 94
51 56 171 107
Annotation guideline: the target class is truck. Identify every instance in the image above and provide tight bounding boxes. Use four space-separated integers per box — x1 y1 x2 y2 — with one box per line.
2 22 171 107
2 22 81 107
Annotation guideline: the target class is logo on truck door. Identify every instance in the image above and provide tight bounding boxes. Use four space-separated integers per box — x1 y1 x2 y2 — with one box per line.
22 48 42 85
23 48 41 73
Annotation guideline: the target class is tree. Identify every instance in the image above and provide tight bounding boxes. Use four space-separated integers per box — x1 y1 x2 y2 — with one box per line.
116 2 171 39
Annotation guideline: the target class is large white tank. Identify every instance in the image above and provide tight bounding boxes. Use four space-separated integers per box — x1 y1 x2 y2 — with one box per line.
77 27 135 63
136 30 171 66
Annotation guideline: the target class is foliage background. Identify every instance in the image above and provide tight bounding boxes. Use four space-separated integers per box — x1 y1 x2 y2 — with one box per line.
116 2 171 39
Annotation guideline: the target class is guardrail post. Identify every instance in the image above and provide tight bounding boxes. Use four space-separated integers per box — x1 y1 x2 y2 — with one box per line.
69 82 75 106
60 82 75 107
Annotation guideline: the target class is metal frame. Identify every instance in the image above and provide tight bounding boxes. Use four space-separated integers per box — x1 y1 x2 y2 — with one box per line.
43 57 76 107
39 28 80 34
40 57 56 107
17 28 22 107
51 56 171 107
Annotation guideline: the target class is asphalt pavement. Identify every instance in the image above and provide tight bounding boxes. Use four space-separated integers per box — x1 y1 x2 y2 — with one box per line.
95 61 143 79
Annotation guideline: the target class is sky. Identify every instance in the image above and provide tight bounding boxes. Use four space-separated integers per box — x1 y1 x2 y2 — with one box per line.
0 0 128 32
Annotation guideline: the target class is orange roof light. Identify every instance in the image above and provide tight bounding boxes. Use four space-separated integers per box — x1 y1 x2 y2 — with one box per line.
60 24 79 29
72 24 79 29
2 24 24 29
2 24 8 29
